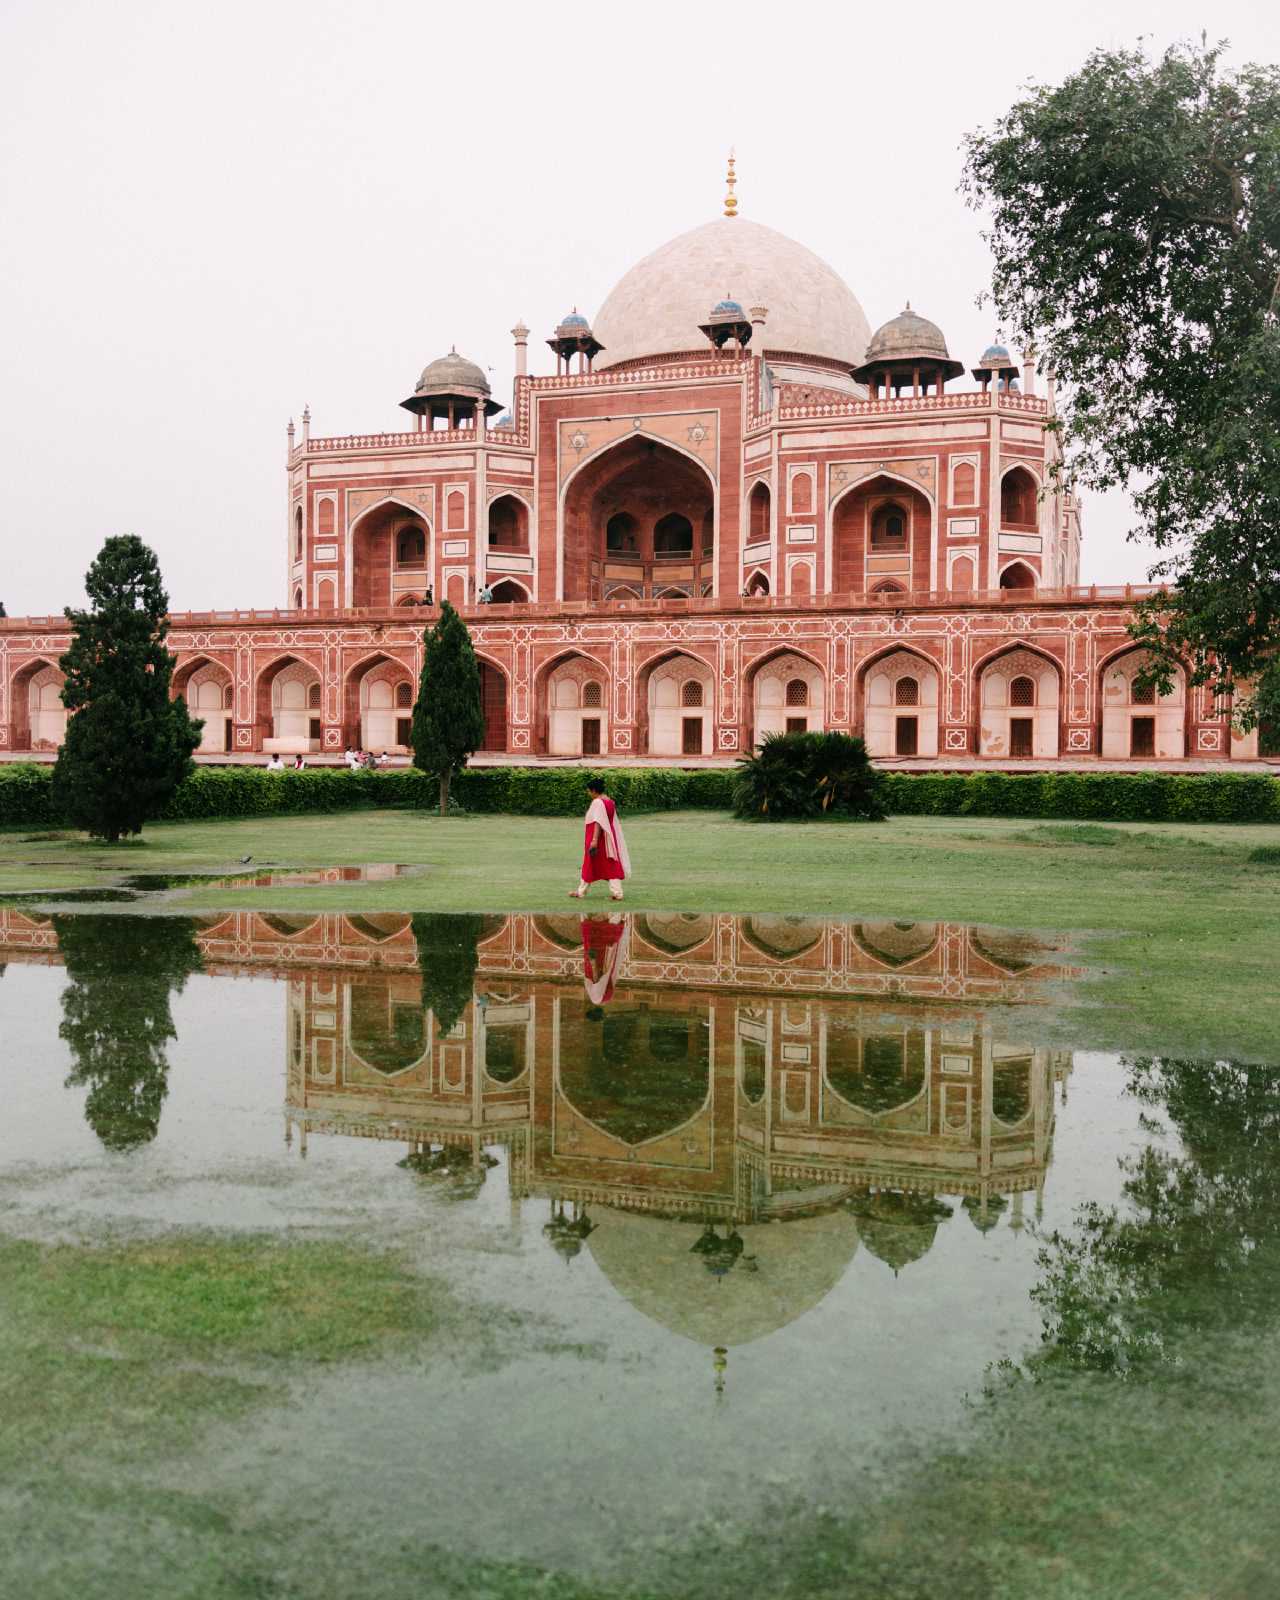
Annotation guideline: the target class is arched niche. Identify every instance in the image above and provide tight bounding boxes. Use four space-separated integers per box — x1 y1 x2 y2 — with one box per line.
478 658 508 751
351 501 432 609
1100 648 1186 759
1000 466 1038 528
749 650 825 744
978 647 1061 758
825 1028 927 1118
999 560 1038 591
257 655 322 753
861 649 940 758
174 657 234 753
9 659 66 750
831 473 933 595
641 651 714 756
544 655 609 757
488 579 529 605
488 493 529 550
344 654 414 753
561 434 715 602
748 480 771 543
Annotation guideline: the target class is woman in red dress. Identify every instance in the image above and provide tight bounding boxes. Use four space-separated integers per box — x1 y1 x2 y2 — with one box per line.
569 777 631 900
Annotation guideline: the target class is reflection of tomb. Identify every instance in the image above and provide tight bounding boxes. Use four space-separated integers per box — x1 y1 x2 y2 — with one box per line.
1 907 1075 1332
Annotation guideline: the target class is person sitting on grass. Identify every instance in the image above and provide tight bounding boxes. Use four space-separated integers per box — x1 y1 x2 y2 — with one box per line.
569 777 630 902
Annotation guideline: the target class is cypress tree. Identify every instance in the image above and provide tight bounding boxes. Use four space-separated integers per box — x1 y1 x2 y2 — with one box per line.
53 535 201 841
410 601 485 816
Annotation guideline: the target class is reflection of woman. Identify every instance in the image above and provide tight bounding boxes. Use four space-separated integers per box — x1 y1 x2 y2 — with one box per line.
570 777 630 901
582 913 629 1017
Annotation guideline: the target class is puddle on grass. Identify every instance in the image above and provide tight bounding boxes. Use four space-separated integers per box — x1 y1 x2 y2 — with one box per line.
1 906 1277 1597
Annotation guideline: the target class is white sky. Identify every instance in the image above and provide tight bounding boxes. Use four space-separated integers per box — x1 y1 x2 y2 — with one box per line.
2 0 1277 616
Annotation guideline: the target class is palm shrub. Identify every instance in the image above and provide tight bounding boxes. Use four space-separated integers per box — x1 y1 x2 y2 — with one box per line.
733 731 886 821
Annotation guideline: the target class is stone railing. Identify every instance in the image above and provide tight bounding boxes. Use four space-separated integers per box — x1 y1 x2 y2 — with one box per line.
777 390 1048 422
0 583 1163 636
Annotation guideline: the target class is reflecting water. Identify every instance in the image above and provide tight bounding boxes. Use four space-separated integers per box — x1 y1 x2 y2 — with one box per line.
1 907 1277 1596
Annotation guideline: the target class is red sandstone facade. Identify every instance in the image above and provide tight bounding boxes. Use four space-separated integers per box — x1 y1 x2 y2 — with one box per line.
0 211 1262 765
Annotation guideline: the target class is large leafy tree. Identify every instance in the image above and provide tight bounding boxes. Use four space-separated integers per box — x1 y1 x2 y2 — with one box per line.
410 601 485 815
54 535 201 840
963 39 1280 732
56 914 204 1150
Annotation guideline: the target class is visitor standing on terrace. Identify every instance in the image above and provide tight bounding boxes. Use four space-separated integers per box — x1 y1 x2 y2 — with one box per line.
570 778 630 901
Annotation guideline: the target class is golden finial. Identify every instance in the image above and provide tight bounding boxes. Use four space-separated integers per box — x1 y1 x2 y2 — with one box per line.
723 149 738 219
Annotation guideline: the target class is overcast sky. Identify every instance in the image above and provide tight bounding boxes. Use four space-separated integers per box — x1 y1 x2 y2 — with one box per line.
2 0 1277 615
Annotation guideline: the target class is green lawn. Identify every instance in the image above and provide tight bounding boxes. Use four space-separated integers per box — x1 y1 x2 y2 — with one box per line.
3 808 1279 1060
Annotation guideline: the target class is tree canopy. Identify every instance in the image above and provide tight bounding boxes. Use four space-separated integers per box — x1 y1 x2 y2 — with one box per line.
963 38 1280 732
410 601 485 815
54 535 201 840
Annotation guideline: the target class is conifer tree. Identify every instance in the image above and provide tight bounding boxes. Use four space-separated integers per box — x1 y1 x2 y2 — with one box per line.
410 601 485 816
54 535 201 841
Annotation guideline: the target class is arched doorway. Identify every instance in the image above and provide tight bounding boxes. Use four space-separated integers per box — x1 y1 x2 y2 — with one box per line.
561 435 715 602
1101 649 1186 759
258 656 322 753
978 649 1060 758
487 579 529 605
643 652 714 756
12 661 67 750
832 474 933 594
545 656 609 756
174 659 234 753
351 502 431 609
345 658 414 752
479 660 507 751
862 650 941 757
999 561 1037 591
749 651 825 744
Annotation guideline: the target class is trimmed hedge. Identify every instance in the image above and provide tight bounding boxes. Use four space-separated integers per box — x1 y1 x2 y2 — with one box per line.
1 760 1278 829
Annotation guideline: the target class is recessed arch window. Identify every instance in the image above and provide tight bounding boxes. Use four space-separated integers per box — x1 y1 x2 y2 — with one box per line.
952 461 977 504
870 502 908 551
317 498 335 537
749 482 771 542
895 677 919 706
488 495 528 549
1001 468 1038 526
395 681 413 710
293 587 303 610
653 513 693 555
396 526 426 565
1131 679 1155 705
785 678 808 707
681 679 704 707
745 570 770 596
1010 675 1035 707
582 680 603 708
307 682 321 711
294 508 303 560
606 512 638 552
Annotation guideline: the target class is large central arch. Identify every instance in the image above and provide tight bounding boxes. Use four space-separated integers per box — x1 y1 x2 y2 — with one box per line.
560 435 716 603
351 500 432 609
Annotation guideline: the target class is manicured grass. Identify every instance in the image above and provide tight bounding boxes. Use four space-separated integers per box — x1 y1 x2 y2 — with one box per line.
3 809 1279 1059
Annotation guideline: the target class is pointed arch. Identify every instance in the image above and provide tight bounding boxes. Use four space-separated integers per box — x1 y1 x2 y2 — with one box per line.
350 497 433 610
1099 645 1187 759
558 431 718 603
976 642 1062 759
10 656 66 750
342 650 414 752
536 649 610 756
858 644 943 758
830 470 937 597
637 646 716 756
745 646 826 745
998 560 1038 591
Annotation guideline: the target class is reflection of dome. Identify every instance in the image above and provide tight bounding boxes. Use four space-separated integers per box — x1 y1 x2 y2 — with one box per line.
593 218 871 370
586 1207 860 1347
963 1193 1008 1233
848 1190 951 1271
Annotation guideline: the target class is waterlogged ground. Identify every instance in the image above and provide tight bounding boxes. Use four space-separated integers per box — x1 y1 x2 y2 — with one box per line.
2 906 1278 1599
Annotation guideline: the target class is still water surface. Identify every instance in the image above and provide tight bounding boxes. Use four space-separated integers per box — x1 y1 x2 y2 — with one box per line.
2 906 1277 1595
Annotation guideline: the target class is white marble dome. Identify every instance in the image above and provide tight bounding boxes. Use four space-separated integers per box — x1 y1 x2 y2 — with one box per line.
593 217 871 371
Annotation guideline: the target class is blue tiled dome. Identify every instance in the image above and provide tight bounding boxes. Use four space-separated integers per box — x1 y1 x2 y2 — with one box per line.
712 298 746 316
980 343 1012 365
559 311 590 329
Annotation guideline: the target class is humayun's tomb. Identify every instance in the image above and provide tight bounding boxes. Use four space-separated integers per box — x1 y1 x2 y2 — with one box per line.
0 169 1264 766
